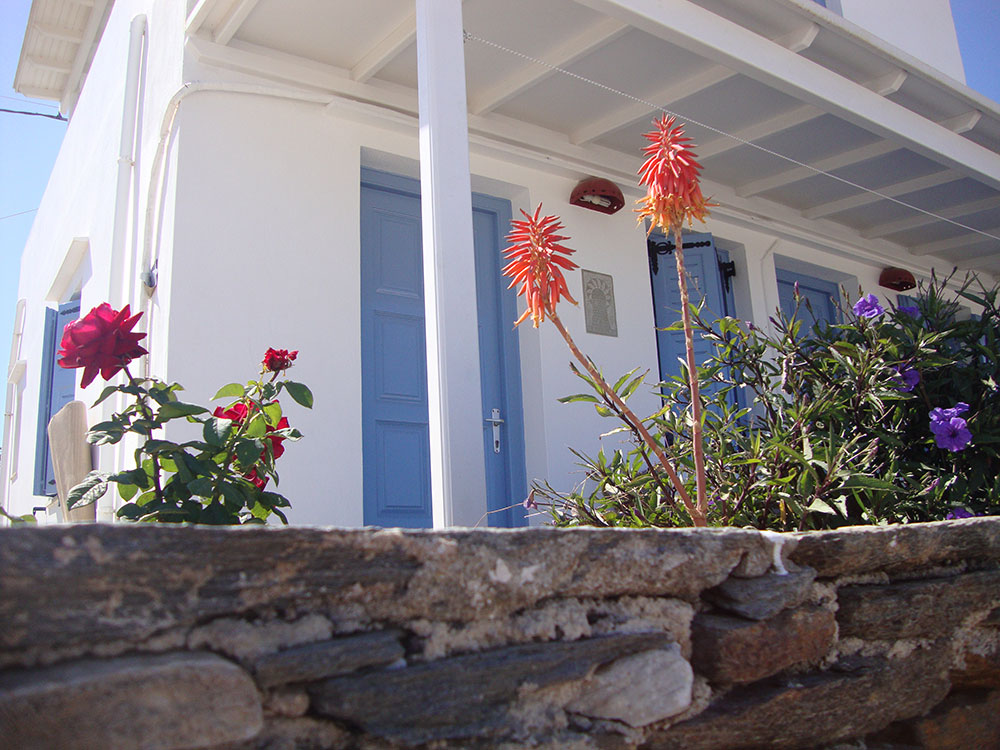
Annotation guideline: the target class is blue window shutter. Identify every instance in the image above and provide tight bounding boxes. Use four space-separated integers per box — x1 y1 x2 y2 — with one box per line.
649 232 730 401
33 301 80 496
776 269 840 329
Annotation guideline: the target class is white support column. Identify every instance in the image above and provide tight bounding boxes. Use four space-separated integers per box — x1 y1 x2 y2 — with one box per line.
415 0 487 528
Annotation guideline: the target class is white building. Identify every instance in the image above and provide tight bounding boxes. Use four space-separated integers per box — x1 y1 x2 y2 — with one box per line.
4 0 998 527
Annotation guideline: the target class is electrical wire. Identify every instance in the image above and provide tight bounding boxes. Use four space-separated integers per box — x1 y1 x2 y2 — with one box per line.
0 209 38 222
464 31 1000 245
0 107 66 121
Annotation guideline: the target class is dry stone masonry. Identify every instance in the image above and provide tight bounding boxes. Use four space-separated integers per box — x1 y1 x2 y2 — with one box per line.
1 520 998 749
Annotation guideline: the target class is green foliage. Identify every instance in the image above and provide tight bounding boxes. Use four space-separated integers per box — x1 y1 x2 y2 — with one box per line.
534 272 1000 530
68 366 312 525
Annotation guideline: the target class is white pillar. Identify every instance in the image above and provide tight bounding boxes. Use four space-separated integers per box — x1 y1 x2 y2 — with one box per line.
415 0 488 527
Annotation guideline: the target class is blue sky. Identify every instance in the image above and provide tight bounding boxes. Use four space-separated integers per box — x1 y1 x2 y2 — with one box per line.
0 0 999 359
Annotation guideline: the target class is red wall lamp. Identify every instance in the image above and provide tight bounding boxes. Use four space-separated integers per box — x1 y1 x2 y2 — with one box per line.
879 267 917 292
570 177 625 215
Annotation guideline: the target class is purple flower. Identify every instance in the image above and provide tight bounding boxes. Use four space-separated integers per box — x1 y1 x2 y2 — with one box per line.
523 491 538 511
945 507 975 520
929 402 973 452
853 294 884 319
898 305 920 318
930 402 969 421
892 365 920 392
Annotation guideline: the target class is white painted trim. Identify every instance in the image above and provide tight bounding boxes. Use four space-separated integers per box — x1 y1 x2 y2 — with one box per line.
910 226 1000 257
46 238 90 304
803 170 961 220
415 0 487 528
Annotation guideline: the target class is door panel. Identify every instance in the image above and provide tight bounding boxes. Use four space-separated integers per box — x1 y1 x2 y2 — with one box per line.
361 170 526 528
776 268 840 329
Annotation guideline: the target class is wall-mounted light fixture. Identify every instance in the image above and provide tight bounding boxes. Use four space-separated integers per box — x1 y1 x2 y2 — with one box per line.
879 266 916 292
570 177 624 215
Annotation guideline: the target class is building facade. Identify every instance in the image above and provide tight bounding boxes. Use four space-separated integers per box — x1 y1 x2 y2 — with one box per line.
4 0 998 527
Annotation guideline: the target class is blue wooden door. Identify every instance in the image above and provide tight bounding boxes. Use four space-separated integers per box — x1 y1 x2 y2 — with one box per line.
34 300 80 496
649 232 730 396
776 269 840 330
360 170 526 528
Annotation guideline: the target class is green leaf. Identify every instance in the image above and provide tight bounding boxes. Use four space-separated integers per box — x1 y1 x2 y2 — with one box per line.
282 381 314 409
67 472 110 509
558 393 599 404
212 383 245 401
262 401 283 426
203 417 234 447
118 482 139 502
156 401 208 420
92 385 120 407
186 477 215 497
235 438 262 468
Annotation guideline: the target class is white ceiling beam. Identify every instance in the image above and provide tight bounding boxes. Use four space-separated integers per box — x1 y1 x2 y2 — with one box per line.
568 21 819 146
803 170 961 219
34 23 85 44
351 11 416 82
214 0 261 46
863 195 1000 239
736 109 980 199
469 17 627 115
697 69 907 162
570 65 732 144
909 227 1000 257
186 0 214 36
28 56 73 74
577 0 1000 191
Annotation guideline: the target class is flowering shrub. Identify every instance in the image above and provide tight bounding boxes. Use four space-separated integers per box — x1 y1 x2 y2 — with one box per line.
60 304 312 524
533 273 999 529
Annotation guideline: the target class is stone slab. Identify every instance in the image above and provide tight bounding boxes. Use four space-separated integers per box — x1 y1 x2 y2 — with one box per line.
691 605 836 684
254 629 404 687
790 518 1000 578
703 567 815 620
837 570 1000 640
0 651 261 750
566 645 693 727
647 648 951 750
310 632 671 743
0 525 768 663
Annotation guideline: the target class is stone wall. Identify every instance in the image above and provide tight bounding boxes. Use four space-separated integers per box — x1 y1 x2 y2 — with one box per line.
1 520 999 749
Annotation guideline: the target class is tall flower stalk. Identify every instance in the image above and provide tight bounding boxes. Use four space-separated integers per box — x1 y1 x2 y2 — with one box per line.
636 115 715 523
503 205 701 525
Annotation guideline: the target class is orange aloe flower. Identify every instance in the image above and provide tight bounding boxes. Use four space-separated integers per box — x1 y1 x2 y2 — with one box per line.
636 115 713 233
502 204 578 328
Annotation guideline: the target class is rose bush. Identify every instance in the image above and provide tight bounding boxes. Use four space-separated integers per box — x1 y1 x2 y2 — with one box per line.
61 303 312 524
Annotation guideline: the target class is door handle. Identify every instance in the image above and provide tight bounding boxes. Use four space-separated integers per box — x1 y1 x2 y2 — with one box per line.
485 408 504 453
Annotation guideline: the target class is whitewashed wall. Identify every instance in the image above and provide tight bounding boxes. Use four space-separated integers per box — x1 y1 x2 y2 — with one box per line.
835 0 966 83
2 0 186 520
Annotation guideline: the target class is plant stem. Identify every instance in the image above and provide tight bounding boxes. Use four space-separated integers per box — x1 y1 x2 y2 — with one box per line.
672 226 709 522
124 365 165 505
549 309 704 526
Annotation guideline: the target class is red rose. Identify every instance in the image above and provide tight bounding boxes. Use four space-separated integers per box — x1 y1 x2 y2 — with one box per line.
213 403 250 423
263 348 297 373
57 303 148 388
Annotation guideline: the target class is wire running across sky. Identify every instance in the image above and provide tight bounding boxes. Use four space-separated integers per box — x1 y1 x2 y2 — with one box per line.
464 30 1000 246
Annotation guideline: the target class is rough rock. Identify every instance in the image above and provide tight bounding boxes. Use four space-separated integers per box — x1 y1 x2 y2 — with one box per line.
872 689 1000 750
0 525 769 662
310 632 672 743
790 518 1000 578
228 717 352 750
691 605 836 684
703 567 816 620
254 629 404 687
837 570 1000 640
566 645 693 727
952 642 1000 688
263 687 310 718
188 613 332 662
0 651 262 750
646 648 951 749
